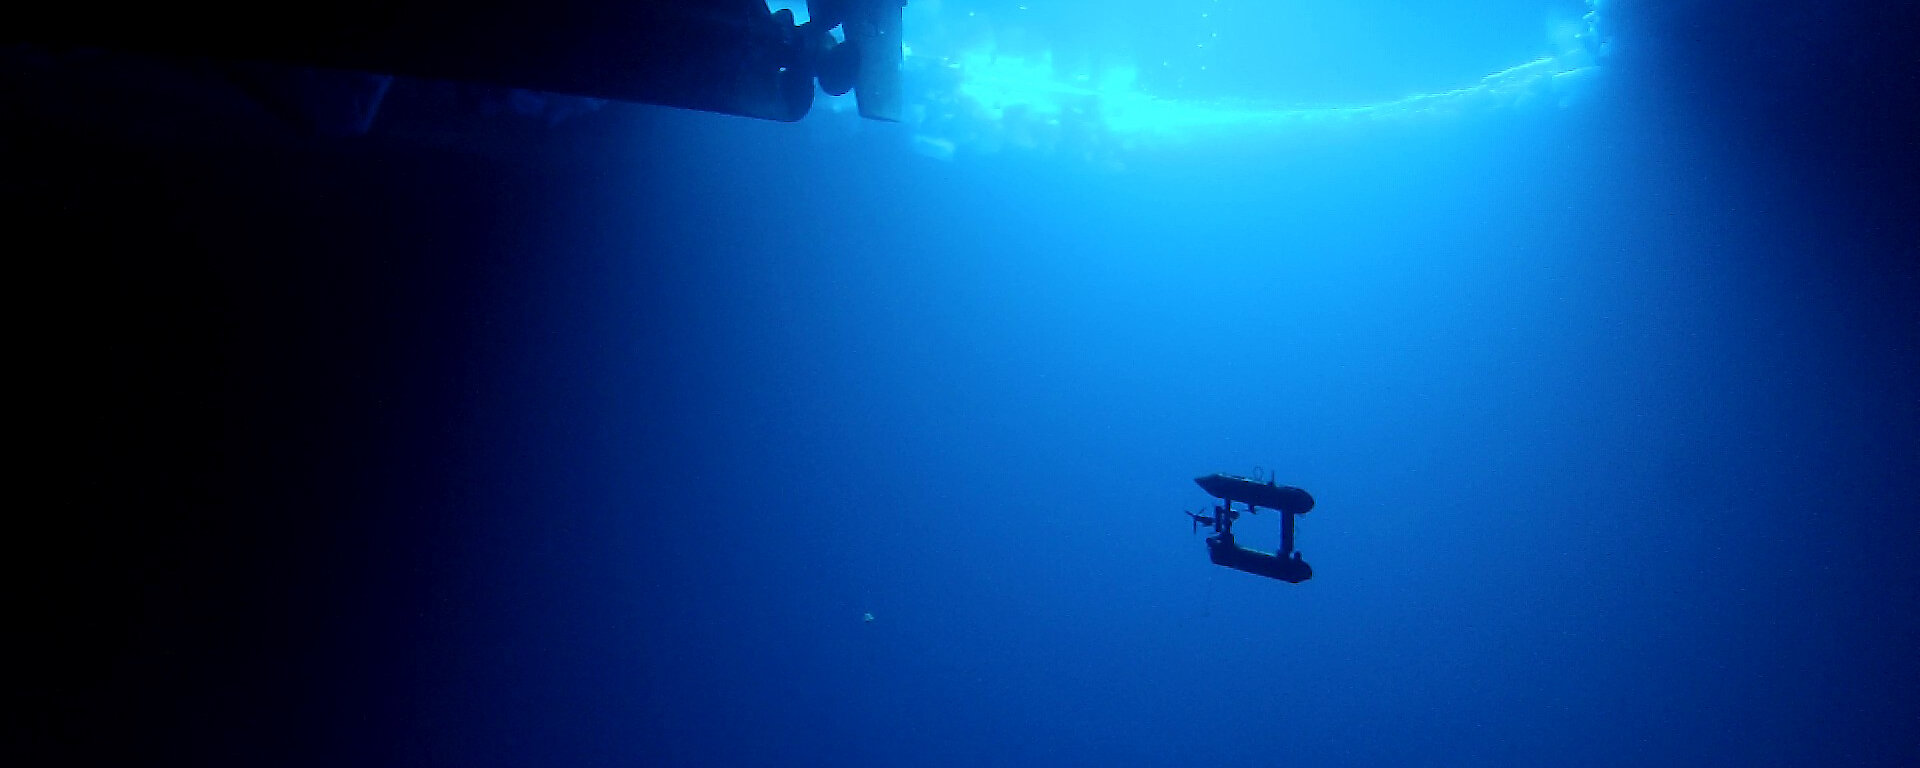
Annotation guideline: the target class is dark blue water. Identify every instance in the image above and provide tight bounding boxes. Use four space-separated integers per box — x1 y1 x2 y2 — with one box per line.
12 1 1916 766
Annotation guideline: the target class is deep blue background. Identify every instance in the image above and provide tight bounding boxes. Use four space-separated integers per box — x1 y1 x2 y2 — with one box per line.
10 1 1916 766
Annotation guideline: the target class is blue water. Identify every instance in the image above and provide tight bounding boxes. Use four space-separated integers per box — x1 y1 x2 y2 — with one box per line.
871 0 1609 160
386 3 1914 764
12 0 1916 765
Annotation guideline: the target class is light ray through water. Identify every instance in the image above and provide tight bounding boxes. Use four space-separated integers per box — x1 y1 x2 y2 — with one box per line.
809 0 1614 160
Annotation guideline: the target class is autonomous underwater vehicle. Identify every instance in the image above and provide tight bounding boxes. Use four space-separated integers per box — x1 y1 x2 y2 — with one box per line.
1187 473 1316 584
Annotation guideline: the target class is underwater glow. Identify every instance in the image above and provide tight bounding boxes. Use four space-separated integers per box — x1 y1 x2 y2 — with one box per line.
874 0 1614 160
